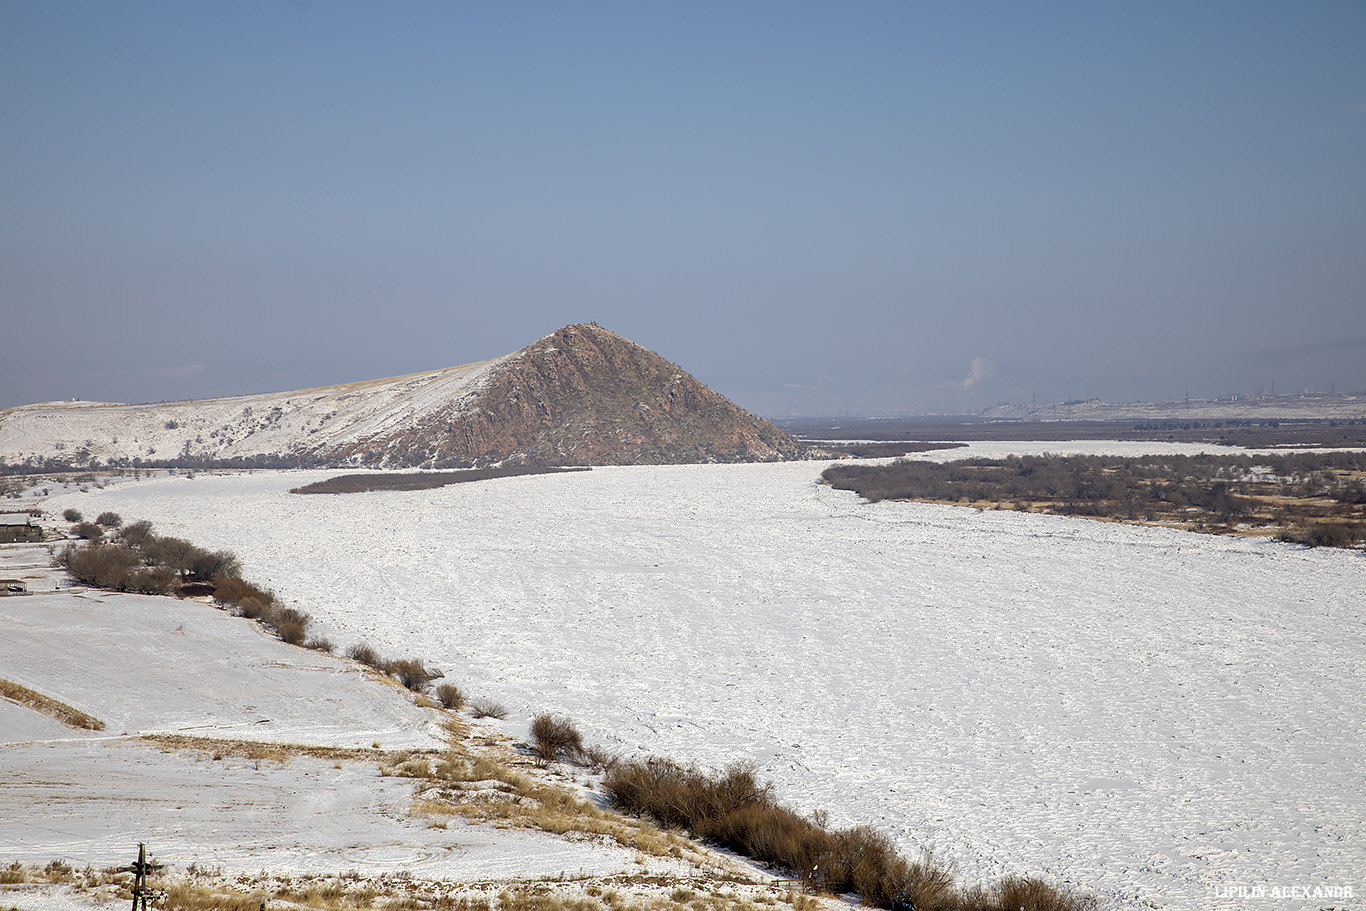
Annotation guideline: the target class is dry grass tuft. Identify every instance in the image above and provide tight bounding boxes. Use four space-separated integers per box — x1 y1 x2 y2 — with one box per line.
469 698 509 719
140 733 417 766
160 882 266 911
399 743 691 861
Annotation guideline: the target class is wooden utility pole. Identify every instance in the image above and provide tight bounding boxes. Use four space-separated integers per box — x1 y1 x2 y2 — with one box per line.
119 843 164 911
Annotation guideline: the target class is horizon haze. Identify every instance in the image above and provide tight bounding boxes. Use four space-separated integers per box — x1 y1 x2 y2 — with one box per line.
3 2 1363 416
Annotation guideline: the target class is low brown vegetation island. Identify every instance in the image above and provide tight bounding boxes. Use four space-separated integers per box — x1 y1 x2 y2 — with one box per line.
823 451 1366 547
290 465 589 495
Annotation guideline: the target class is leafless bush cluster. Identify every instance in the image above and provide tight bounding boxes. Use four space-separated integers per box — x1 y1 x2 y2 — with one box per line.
824 451 1366 545
55 515 301 644
58 543 173 594
383 657 443 692
142 535 241 582
73 521 104 541
55 517 476 711
603 758 1094 910
119 519 155 547
1277 522 1361 547
346 643 383 668
211 575 310 644
342 642 442 692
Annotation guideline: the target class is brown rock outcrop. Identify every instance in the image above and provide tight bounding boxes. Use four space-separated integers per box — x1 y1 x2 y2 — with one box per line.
325 323 810 467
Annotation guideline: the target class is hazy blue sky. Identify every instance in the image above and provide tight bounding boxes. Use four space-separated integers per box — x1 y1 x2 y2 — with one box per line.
3 2 1363 416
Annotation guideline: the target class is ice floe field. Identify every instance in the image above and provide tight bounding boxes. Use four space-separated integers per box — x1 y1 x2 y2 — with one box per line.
38 442 1366 911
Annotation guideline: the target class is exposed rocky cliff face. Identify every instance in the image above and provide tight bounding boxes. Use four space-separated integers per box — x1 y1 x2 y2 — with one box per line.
0 324 811 469
329 323 808 466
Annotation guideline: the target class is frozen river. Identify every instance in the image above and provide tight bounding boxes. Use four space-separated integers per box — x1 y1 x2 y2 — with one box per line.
53 445 1365 910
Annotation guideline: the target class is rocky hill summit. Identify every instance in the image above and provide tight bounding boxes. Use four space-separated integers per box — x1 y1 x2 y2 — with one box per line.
0 324 810 469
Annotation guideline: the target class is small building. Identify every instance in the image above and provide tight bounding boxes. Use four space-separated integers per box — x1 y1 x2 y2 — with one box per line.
0 514 42 543
0 578 27 595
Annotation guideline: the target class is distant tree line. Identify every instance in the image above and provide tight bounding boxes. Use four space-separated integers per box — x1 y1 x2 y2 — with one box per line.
0 453 319 475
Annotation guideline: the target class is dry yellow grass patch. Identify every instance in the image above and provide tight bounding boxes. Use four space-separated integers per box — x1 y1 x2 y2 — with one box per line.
0 677 104 730
140 733 434 766
5 859 798 911
397 746 696 862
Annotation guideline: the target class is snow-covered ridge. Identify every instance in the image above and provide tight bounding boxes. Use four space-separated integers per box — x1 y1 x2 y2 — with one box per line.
980 393 1366 422
0 356 508 468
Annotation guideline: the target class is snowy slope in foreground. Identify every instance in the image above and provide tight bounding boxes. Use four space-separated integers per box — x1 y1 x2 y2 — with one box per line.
55 449 1366 911
0 584 658 881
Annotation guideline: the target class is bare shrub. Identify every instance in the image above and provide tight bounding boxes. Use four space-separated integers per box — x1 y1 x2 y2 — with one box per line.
255 605 309 643
530 713 585 763
95 511 122 528
212 576 274 608
434 683 464 710
270 606 308 628
304 637 335 653
190 549 241 582
383 658 441 692
73 521 103 541
139 535 242 582
236 596 272 620
469 698 508 719
59 543 140 589
212 576 309 644
346 643 383 668
582 744 618 771
143 535 204 577
275 620 308 646
602 757 979 908
126 566 175 595
119 519 154 547
50 514 309 643
61 508 82 522
990 876 1099 911
1277 522 1357 548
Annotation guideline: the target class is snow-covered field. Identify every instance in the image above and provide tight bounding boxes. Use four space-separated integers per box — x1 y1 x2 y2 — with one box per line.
37 443 1366 910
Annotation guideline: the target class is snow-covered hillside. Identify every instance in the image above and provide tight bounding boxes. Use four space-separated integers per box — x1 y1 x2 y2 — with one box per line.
0 357 505 468
0 324 809 470
45 446 1366 911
